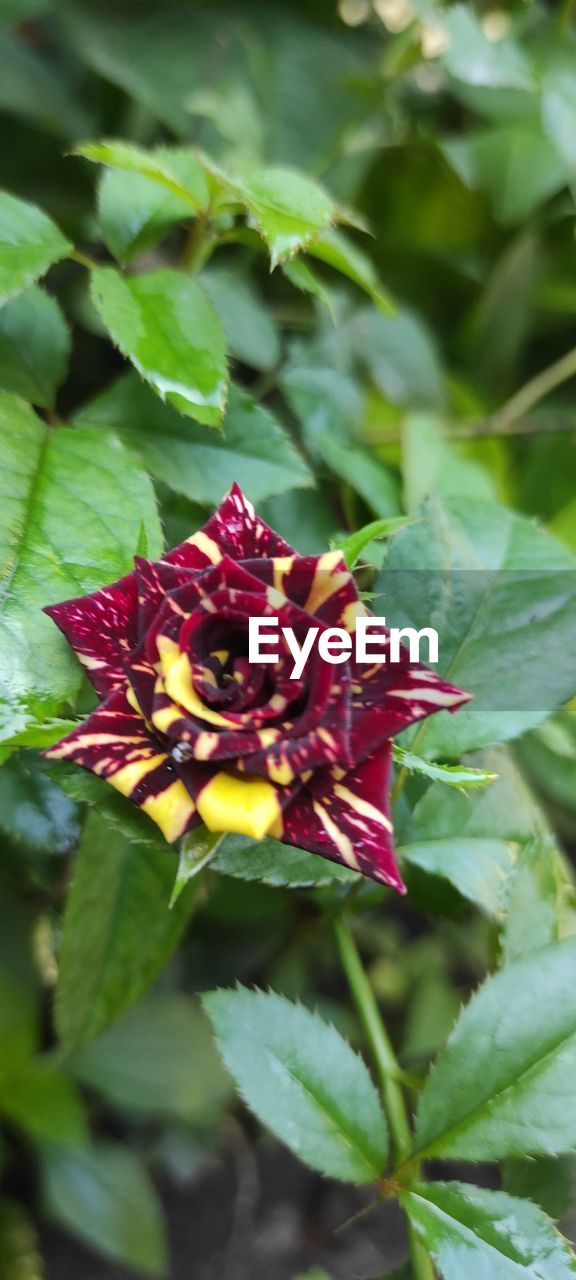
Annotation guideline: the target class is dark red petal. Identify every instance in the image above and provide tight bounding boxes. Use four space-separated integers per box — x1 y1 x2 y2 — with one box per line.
240 551 361 627
351 634 471 760
43 687 197 843
280 744 405 891
44 575 138 698
200 483 295 559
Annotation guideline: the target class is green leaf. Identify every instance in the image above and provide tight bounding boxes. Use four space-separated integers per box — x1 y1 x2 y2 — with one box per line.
203 985 387 1182
0 191 70 306
543 69 576 175
500 836 576 965
0 1200 44 1280
201 267 280 372
392 745 497 790
0 1061 88 1147
240 168 337 268
0 394 161 742
317 436 401 518
307 227 393 313
212 834 357 888
0 286 70 408
74 374 313 506
503 1154 574 1220
0 753 80 855
442 123 566 225
69 996 230 1122
77 140 210 212
98 168 192 264
350 307 445 409
170 826 224 907
90 266 228 427
41 1142 167 1277
383 494 576 758
333 517 416 570
515 710 576 819
402 413 497 512
48 762 163 849
282 257 335 317
401 1181 576 1279
55 812 197 1052
401 835 517 920
0 718 81 751
441 6 533 90
414 939 576 1161
0 971 38 1089
400 755 545 917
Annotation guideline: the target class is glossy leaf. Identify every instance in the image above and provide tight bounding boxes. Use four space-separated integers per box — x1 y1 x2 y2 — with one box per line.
0 753 80 855
240 168 337 268
170 827 224 906
212 833 357 888
414 939 576 1161
383 495 576 758
56 812 197 1052
41 1142 167 1276
0 286 70 407
400 756 543 917
204 985 387 1182
402 1181 576 1279
392 745 497 790
503 1154 574 1221
0 394 161 743
77 140 210 211
90 266 228 426
500 836 576 965
74 374 313 505
0 191 70 306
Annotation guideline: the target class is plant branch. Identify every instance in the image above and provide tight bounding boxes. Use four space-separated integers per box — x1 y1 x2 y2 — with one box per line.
333 915 411 1159
70 249 100 271
485 346 576 434
333 914 434 1278
180 211 212 273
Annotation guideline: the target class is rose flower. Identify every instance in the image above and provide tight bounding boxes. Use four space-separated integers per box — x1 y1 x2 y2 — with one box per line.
44 484 468 889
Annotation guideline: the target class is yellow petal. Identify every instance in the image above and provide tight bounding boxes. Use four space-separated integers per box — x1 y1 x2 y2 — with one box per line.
197 772 280 840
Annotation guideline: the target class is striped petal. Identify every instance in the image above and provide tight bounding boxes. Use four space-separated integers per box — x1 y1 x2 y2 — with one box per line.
44 687 197 843
280 744 403 890
351 637 470 762
201 483 294 559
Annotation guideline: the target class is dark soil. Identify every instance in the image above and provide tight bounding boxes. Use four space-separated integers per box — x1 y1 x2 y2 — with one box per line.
41 1136 407 1280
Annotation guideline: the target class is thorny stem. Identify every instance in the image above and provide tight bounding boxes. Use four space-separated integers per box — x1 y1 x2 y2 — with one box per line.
332 914 435 1280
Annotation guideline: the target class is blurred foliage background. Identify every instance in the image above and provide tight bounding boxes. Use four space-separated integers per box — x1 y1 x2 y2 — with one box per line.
2 0 576 1276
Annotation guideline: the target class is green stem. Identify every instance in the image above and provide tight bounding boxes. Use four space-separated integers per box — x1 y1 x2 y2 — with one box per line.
70 249 100 271
333 915 435 1279
333 914 411 1160
488 345 576 434
180 210 212 273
